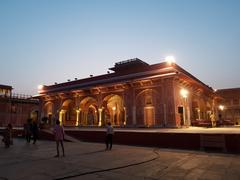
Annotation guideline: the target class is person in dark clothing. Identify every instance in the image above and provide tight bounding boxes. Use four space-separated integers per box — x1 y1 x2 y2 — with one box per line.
25 119 32 143
31 121 39 144
105 122 114 150
2 123 13 148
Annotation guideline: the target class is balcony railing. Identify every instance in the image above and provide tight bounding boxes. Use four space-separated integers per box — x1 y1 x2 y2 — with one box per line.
0 93 39 102
11 93 32 99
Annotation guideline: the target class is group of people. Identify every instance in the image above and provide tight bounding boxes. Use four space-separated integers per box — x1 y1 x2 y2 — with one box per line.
52 121 115 158
2 119 115 157
24 118 39 144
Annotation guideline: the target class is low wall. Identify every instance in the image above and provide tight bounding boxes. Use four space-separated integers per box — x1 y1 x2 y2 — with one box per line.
66 130 240 153
1 128 239 153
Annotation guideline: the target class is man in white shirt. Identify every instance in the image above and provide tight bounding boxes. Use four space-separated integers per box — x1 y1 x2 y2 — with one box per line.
106 122 114 150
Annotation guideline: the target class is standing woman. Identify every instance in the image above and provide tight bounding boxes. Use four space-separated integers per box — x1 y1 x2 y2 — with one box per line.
53 120 65 157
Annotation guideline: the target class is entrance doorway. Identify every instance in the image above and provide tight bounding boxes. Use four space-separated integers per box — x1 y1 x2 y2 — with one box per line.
178 106 185 126
144 106 155 126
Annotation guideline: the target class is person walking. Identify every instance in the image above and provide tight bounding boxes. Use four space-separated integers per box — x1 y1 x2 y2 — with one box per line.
2 123 13 148
53 120 65 157
25 119 32 143
105 122 114 150
31 121 39 144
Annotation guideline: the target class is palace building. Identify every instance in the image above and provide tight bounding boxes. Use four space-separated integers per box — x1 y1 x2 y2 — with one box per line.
0 84 39 127
38 58 221 128
215 88 240 125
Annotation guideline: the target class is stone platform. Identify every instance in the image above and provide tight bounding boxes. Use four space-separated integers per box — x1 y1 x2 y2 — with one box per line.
1 126 240 153
65 127 240 153
0 138 240 180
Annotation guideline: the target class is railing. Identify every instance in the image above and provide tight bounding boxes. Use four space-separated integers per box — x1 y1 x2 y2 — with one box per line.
11 93 32 99
0 93 39 102
115 58 139 65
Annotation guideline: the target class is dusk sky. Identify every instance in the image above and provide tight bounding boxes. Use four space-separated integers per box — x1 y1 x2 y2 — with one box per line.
1 0 240 95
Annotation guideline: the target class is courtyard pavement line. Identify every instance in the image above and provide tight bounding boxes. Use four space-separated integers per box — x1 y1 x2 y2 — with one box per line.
54 148 161 180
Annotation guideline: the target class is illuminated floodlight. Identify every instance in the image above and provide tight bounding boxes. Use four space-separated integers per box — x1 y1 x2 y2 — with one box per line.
219 105 225 111
180 88 189 98
165 56 176 65
38 85 44 90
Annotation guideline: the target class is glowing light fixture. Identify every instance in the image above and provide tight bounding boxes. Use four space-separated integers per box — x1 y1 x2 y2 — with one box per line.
165 56 176 65
38 85 44 90
112 106 116 111
180 88 189 98
219 105 224 111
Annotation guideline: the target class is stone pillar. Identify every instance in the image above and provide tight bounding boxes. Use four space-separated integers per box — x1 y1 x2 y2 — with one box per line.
132 86 136 126
198 109 201 119
124 107 126 126
59 110 66 125
59 110 63 125
163 104 167 127
187 106 191 126
124 87 134 126
76 110 80 126
132 106 136 125
98 108 103 126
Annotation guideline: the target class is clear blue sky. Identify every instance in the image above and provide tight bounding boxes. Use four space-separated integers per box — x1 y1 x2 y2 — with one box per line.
1 0 240 95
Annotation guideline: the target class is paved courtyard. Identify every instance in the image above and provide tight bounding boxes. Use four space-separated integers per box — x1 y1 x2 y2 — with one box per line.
0 138 240 180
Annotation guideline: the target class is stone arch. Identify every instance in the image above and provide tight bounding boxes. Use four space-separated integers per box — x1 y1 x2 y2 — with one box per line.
60 99 76 126
102 94 124 126
79 96 98 126
136 89 158 127
206 101 212 120
30 109 39 123
43 102 54 124
192 99 200 120
199 99 206 119
43 102 53 117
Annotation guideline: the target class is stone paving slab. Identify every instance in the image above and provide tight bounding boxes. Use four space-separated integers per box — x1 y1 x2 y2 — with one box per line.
0 138 240 180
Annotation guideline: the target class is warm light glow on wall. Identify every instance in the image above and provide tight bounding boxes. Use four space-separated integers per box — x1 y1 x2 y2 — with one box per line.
112 106 116 111
165 56 176 65
180 89 189 98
